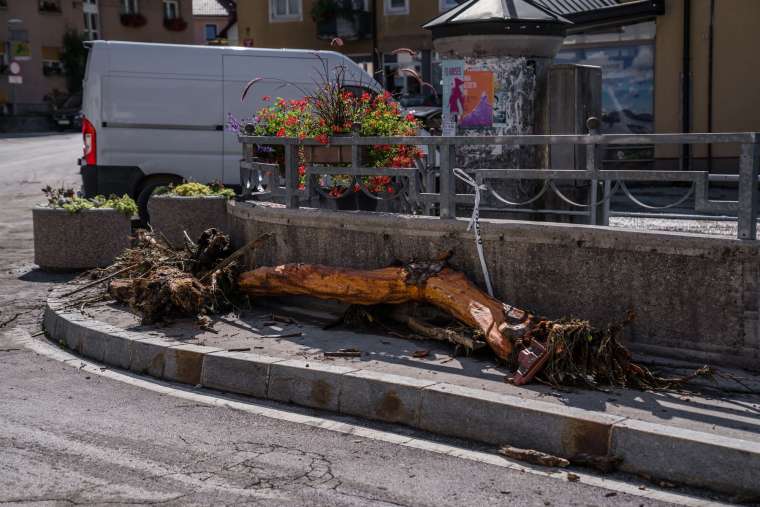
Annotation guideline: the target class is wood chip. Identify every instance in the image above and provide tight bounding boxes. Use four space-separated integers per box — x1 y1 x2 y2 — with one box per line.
259 332 302 339
498 446 570 468
566 472 580 482
324 348 362 358
227 347 251 352
412 349 429 358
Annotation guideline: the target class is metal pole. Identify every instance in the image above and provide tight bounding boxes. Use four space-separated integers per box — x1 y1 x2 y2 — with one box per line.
737 138 759 240
601 180 612 226
439 143 455 219
284 143 299 209
586 117 601 225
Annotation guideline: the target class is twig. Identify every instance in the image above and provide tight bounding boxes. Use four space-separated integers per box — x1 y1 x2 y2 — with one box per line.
259 332 302 339
227 347 251 352
59 263 139 298
0 313 21 328
324 349 362 358
200 233 272 282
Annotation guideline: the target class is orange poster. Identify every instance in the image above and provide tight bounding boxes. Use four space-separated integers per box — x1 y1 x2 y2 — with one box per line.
460 70 494 128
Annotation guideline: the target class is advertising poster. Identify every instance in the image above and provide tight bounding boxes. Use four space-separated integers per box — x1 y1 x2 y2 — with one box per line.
460 70 494 128
441 59 464 136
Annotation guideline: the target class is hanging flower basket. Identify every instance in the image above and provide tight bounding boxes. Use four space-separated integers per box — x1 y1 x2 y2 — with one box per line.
120 13 147 27
163 17 188 31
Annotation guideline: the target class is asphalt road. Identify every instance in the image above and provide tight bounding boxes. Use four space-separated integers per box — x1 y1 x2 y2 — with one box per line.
0 134 709 506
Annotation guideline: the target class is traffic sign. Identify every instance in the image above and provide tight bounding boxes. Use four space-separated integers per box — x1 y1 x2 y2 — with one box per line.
8 75 23 85
9 61 21 75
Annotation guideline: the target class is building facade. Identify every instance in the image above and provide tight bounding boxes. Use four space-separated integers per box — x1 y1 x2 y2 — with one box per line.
191 0 236 45
237 0 760 170
1 0 194 114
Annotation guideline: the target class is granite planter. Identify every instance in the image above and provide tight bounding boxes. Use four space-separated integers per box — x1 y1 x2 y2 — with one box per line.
33 207 132 271
148 195 229 247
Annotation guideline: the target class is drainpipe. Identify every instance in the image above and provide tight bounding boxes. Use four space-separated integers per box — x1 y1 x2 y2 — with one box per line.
707 0 715 172
681 0 692 171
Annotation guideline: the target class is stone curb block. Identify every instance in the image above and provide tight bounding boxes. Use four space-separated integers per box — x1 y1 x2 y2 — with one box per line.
267 359 359 412
611 418 760 495
43 293 760 496
339 370 437 426
418 383 621 458
201 351 282 398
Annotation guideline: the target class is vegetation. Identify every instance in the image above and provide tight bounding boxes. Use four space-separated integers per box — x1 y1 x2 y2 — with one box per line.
42 186 138 217
60 29 88 94
153 182 236 199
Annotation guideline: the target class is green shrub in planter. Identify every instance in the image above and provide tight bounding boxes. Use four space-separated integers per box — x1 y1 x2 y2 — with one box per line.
33 187 136 271
148 182 234 247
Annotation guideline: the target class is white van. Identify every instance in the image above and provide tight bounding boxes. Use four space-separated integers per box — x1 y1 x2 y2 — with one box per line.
80 41 382 216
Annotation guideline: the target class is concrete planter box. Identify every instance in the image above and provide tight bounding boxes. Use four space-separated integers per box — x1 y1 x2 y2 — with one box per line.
33 207 132 271
148 195 229 247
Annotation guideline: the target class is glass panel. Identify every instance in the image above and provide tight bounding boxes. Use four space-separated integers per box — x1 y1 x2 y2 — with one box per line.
274 0 286 16
287 0 299 15
390 0 405 8
555 43 655 134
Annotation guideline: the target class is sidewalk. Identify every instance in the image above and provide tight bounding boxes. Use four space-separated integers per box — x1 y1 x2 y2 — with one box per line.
45 283 760 497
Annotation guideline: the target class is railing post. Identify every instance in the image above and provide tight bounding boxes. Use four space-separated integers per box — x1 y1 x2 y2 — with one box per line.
439 142 456 219
586 117 601 225
737 136 759 240
284 142 299 209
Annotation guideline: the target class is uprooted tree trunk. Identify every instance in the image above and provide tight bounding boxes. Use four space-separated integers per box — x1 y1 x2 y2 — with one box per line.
238 263 535 360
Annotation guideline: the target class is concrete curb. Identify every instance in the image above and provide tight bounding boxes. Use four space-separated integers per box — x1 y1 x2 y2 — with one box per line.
44 287 760 497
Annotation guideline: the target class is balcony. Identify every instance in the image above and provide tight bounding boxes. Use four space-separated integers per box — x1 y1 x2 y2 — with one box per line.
316 10 372 41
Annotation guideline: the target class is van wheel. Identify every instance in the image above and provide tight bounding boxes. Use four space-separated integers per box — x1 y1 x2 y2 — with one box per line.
136 175 182 226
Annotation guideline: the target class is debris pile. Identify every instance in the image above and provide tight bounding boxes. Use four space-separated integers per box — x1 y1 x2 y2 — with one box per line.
98 229 268 324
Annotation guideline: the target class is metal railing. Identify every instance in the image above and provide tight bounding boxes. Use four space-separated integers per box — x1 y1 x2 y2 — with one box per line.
239 128 760 240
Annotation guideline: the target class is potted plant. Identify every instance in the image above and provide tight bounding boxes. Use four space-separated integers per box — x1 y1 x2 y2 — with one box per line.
236 60 420 210
33 187 136 271
147 182 235 247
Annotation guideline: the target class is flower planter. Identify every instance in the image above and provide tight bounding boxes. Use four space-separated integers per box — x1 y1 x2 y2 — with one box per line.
148 195 229 247
302 145 353 164
33 207 132 271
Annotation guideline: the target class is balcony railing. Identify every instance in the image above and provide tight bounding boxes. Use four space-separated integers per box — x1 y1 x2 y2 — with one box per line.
239 128 760 240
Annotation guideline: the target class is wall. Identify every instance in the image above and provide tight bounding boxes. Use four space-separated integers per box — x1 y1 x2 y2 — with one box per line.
192 14 227 45
229 202 760 370
654 0 760 164
99 0 194 45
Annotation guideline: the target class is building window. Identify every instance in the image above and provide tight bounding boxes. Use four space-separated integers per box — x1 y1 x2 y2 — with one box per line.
121 0 138 14
205 23 218 41
83 12 100 39
556 21 656 135
269 0 302 22
164 0 179 19
39 0 62 13
439 0 461 12
42 46 63 76
384 0 408 15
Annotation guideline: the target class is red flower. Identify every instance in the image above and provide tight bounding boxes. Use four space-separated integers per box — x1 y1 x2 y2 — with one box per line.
276 127 286 137
262 95 271 101
315 133 329 145
297 183 305 191
405 113 415 122
361 92 371 102
298 165 306 176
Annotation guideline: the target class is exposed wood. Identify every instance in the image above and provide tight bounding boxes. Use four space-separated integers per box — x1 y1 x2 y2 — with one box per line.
498 446 570 468
388 305 487 353
239 263 536 359
199 233 272 282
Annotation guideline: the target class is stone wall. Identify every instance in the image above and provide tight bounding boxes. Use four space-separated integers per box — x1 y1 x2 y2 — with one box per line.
228 201 760 370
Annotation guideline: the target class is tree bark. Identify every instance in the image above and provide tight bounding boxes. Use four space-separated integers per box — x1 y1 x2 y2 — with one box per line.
239 263 535 359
